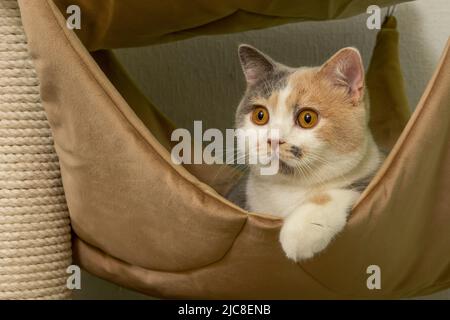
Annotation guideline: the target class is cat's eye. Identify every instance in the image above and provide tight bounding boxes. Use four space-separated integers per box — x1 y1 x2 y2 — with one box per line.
297 109 319 128
251 106 269 125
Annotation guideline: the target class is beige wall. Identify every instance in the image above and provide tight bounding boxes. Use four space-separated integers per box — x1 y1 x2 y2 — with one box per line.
75 0 450 299
114 0 449 132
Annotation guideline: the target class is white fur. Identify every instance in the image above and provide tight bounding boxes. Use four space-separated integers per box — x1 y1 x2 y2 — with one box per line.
241 84 382 261
246 134 381 261
279 189 360 261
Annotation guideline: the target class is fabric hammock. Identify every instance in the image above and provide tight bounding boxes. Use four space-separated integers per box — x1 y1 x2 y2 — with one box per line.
10 0 450 299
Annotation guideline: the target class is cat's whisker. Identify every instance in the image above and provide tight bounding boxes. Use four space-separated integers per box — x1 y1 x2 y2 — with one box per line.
214 147 256 165
306 152 350 183
293 162 314 185
207 147 258 185
303 160 327 186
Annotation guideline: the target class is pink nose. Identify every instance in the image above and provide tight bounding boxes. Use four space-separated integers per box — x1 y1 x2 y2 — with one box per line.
267 139 286 145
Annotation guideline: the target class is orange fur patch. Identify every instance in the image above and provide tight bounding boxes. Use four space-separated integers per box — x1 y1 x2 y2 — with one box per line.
309 193 331 205
285 68 367 153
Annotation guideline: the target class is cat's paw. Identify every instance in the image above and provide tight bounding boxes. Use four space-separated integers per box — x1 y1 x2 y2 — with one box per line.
279 199 353 261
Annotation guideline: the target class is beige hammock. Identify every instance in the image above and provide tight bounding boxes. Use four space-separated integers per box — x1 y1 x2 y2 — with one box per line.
9 0 450 299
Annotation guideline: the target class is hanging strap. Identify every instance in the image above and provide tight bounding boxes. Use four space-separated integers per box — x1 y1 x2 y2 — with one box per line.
386 5 398 17
366 11 411 151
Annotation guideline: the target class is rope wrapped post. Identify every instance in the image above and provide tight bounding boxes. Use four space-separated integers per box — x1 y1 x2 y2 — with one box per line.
0 0 72 299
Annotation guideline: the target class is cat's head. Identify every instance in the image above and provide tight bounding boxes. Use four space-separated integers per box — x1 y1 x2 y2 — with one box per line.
235 44 370 181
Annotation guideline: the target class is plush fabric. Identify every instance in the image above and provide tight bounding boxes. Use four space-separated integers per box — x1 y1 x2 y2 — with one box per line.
17 0 450 298
92 50 242 195
52 0 413 50
367 16 411 150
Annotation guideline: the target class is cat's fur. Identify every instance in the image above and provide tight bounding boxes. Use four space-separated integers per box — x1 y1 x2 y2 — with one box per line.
231 45 382 261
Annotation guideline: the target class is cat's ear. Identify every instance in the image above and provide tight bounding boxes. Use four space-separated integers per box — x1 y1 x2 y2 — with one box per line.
238 44 276 85
319 47 365 104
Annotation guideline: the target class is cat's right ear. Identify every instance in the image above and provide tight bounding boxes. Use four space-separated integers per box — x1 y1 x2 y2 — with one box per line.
238 44 275 85
318 47 365 104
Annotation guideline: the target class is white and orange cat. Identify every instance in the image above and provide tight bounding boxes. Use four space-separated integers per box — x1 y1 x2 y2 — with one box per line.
229 45 382 261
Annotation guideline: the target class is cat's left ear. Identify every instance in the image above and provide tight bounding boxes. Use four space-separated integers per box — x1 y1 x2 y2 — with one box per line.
319 47 365 104
238 44 276 86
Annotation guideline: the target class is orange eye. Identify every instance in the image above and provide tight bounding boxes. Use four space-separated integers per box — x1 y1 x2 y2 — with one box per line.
297 109 319 128
251 106 269 125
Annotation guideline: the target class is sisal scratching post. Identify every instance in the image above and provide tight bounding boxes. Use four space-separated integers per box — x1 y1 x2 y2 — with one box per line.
0 0 72 299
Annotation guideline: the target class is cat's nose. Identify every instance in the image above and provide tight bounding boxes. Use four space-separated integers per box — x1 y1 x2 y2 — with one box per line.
267 139 286 146
290 146 302 158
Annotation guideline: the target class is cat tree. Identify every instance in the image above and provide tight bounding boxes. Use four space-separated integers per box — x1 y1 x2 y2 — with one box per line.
0 0 71 299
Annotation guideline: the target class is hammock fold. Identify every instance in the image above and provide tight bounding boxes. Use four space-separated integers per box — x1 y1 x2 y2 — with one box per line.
53 0 414 50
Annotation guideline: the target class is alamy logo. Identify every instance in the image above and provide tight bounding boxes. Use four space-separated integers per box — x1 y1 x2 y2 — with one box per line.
66 5 81 30
171 121 280 175
66 265 81 290
366 5 382 30
366 265 381 290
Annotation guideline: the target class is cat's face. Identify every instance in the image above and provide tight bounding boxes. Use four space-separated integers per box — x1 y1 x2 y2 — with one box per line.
236 45 369 180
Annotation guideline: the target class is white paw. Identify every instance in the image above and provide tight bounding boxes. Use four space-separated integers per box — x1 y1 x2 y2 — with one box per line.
280 218 334 261
279 204 348 262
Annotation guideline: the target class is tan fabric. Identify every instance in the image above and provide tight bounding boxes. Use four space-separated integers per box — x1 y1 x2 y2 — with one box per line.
17 0 450 299
367 16 411 150
52 0 413 50
92 51 241 196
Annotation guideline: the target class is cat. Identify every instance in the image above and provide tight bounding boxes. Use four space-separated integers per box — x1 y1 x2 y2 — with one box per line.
228 44 382 261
